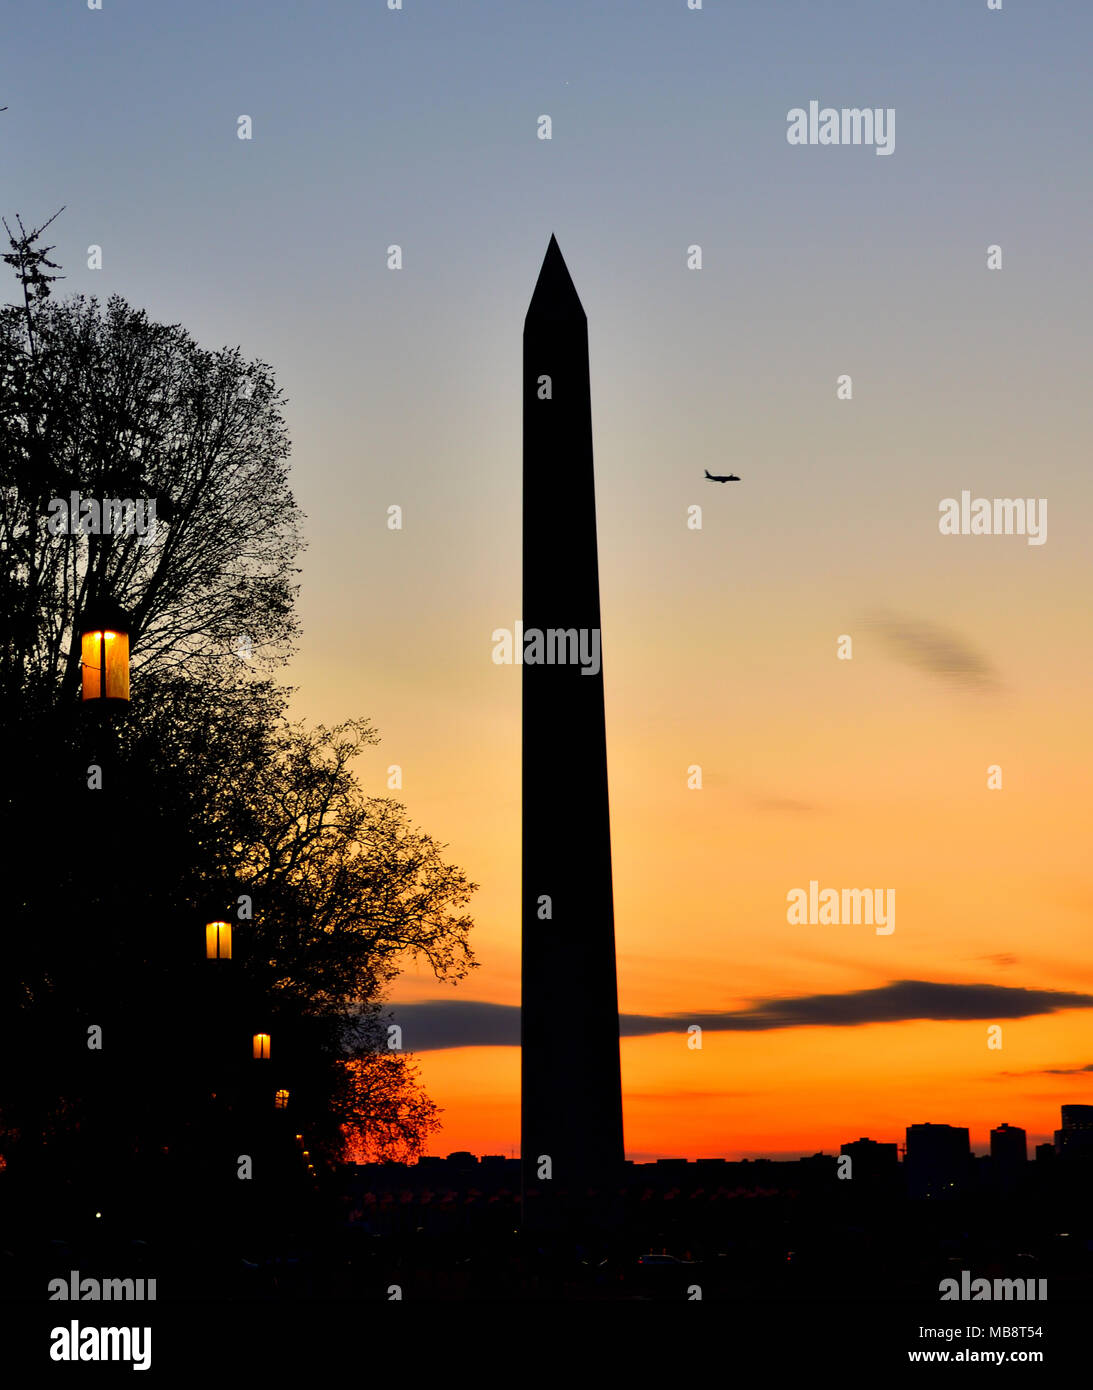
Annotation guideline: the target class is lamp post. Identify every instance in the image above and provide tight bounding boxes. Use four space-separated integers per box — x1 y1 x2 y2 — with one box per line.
74 598 131 1222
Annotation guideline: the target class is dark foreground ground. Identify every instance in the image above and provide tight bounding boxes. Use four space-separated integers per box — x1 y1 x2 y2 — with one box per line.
2 1159 1090 1372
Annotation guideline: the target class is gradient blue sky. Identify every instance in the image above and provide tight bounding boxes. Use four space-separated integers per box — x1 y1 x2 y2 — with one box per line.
5 0 1091 1157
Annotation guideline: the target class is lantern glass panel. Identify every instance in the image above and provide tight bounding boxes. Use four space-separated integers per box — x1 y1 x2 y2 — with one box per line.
80 630 101 700
80 629 130 702
253 1033 271 1060
205 921 231 959
104 631 129 700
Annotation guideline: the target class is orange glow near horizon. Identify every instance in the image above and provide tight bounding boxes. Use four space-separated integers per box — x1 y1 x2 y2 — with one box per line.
366 655 1092 1161
279 223 1092 1168
405 1011 1091 1162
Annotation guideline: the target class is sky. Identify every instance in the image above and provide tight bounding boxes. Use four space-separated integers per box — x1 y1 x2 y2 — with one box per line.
5 0 1091 1159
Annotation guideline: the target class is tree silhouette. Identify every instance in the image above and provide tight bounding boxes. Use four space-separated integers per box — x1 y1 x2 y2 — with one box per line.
338 1052 442 1164
1 208 65 357
0 218 476 1248
0 215 301 710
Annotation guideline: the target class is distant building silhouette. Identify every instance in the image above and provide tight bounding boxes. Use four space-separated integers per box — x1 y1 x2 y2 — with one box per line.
990 1122 1027 1164
841 1136 899 1181
520 237 625 1220
905 1123 971 1199
1055 1103 1093 1157
990 1122 1027 1195
799 1152 839 1181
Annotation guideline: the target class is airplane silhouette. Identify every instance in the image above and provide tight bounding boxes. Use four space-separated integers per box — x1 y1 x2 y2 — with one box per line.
704 469 740 483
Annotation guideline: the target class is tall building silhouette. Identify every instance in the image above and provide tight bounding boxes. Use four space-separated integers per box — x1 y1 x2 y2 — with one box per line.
990 1122 1027 1165
990 1122 1027 1196
1055 1103 1093 1157
520 236 624 1216
840 1136 899 1183
905 1122 971 1199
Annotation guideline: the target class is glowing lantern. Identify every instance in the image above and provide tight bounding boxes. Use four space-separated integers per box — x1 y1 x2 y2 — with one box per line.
79 600 131 706
252 1033 271 1060
274 1089 289 1109
205 920 232 960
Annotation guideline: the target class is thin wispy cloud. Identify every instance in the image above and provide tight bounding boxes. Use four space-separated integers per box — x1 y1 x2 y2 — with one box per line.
1001 1062 1093 1077
865 610 1001 693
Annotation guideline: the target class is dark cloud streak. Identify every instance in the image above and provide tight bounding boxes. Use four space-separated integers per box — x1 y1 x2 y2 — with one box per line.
385 981 1093 1051
866 609 1001 692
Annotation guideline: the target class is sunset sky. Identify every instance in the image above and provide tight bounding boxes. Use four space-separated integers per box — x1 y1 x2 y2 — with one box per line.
6 0 1090 1159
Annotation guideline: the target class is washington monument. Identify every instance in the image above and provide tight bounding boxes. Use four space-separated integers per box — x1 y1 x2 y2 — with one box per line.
521 236 625 1219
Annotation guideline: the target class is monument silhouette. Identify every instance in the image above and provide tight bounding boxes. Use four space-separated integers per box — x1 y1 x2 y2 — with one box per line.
521 236 625 1221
